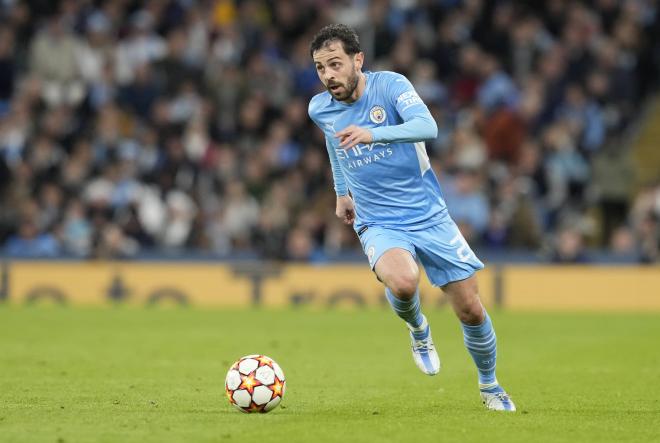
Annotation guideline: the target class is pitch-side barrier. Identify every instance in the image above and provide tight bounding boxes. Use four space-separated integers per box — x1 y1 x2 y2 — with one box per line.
1 261 659 311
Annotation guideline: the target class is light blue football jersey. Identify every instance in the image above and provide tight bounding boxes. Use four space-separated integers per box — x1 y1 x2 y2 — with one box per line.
308 71 449 231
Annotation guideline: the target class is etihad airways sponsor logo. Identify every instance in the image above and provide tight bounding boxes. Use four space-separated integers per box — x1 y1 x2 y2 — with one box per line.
335 142 393 169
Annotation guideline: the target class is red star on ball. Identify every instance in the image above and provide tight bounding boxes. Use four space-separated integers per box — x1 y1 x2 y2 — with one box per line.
238 373 261 395
270 377 284 398
255 355 273 367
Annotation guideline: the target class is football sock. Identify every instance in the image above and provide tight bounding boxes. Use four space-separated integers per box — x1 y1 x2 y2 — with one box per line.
461 311 498 386
385 287 425 335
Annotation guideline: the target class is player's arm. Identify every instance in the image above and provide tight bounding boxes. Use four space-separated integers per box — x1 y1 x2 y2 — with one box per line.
309 99 355 224
336 74 437 149
371 74 438 143
325 138 356 225
324 137 348 197
368 112 437 144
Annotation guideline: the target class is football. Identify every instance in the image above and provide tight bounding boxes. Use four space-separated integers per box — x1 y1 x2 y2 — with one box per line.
225 355 286 413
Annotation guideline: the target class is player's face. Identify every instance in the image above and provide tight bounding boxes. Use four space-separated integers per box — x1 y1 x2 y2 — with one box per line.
313 41 364 102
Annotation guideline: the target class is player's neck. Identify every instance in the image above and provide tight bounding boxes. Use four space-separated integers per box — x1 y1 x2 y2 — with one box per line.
343 72 366 104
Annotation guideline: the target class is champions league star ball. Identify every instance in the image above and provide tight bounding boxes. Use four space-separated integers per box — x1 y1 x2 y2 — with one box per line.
225 355 286 413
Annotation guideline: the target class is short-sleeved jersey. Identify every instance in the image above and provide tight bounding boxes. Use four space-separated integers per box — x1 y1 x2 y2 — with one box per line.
308 71 449 231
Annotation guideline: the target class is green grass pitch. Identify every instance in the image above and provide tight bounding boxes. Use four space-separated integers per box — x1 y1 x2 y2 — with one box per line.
1 306 659 443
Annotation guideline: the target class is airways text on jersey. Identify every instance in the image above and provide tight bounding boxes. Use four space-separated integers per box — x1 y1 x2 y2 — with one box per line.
335 142 394 169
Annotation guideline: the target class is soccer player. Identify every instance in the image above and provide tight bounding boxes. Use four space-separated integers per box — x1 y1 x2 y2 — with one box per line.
308 24 515 412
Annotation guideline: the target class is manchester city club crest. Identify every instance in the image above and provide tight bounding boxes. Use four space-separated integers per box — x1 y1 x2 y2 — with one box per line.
369 105 386 124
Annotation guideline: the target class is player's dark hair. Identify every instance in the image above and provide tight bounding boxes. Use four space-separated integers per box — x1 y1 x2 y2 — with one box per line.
309 24 361 57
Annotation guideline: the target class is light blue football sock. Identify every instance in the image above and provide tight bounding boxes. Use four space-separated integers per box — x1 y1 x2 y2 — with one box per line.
461 311 498 386
385 287 425 335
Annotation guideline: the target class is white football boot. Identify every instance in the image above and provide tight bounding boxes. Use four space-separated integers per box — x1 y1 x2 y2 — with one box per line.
407 315 440 375
480 384 516 411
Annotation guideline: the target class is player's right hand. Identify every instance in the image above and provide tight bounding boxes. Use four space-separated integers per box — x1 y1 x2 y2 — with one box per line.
336 195 356 225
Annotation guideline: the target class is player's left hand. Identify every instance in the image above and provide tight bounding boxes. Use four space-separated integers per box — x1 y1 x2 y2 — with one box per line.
335 125 373 150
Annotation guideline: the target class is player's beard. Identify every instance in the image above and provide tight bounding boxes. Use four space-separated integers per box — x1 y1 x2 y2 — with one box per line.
328 68 360 102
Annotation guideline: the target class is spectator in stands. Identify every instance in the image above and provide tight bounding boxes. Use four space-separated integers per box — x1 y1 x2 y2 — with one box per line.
441 167 490 243
550 227 589 264
29 14 85 107
4 219 60 257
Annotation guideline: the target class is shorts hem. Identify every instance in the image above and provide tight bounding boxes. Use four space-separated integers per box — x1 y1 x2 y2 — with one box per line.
370 245 416 270
429 267 482 288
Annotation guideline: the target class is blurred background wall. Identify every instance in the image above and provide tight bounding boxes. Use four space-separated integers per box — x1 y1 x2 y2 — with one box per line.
0 0 658 267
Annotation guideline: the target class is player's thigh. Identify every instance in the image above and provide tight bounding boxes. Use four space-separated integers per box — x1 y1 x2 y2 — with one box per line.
358 226 418 291
374 247 420 294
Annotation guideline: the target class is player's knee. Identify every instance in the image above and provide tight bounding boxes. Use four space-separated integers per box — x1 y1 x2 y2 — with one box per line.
388 273 418 300
458 303 485 325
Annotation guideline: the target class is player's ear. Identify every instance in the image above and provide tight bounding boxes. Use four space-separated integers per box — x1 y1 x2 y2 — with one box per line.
354 52 364 70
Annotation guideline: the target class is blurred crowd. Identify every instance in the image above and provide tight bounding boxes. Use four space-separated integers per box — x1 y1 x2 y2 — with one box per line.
0 0 659 263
